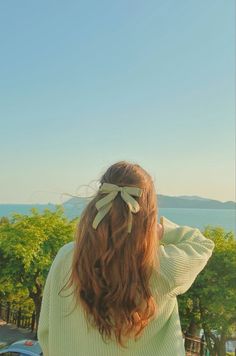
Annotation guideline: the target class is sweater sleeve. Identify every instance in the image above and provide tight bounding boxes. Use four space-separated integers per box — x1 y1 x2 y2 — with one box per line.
158 216 215 297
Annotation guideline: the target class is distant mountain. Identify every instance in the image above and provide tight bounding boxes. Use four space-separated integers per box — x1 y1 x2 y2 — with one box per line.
157 195 236 209
64 194 236 210
177 195 210 201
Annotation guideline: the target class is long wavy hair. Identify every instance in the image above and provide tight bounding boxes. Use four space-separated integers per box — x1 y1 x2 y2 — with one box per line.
59 161 160 348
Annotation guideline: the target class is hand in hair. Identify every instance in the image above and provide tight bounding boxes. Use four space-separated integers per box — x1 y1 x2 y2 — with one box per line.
157 221 164 241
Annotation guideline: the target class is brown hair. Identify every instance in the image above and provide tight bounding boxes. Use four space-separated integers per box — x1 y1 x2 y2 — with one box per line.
59 161 160 348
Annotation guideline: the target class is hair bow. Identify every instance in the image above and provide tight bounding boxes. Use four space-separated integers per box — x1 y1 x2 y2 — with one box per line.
92 182 142 233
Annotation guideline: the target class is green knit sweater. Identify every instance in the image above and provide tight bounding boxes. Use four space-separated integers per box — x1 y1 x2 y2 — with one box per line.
38 216 215 355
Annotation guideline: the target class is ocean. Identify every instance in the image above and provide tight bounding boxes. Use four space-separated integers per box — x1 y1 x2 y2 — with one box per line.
158 208 235 235
0 204 235 236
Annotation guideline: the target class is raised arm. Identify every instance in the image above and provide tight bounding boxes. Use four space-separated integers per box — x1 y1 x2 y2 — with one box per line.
158 216 215 297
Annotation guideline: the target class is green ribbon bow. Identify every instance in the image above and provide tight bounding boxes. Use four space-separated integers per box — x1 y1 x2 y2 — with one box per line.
92 182 143 233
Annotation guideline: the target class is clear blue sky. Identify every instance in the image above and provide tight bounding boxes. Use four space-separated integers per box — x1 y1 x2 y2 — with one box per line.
0 0 235 204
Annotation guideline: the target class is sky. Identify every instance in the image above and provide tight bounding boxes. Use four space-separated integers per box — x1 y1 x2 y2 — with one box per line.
0 0 235 204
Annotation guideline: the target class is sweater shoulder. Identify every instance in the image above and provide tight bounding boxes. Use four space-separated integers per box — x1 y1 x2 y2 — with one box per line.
58 241 75 256
52 241 75 270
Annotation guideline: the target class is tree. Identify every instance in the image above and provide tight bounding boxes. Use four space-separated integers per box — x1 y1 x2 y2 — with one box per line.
178 225 236 356
0 216 9 225
0 206 77 336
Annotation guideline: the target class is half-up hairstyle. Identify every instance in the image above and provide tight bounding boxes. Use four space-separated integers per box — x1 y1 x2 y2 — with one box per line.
59 161 160 348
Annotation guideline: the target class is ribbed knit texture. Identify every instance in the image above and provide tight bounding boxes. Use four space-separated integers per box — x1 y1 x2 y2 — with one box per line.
38 216 215 356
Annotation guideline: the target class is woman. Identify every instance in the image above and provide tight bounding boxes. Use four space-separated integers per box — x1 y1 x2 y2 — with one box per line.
38 160 215 355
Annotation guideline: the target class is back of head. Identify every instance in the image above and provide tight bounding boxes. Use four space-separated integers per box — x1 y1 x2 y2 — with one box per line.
61 161 159 348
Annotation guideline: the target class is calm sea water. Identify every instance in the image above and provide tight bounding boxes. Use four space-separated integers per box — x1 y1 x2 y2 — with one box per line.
159 208 236 235
0 204 235 236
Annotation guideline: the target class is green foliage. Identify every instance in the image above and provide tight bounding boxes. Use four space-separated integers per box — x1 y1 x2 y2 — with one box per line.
178 225 236 354
0 216 9 225
0 206 77 307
